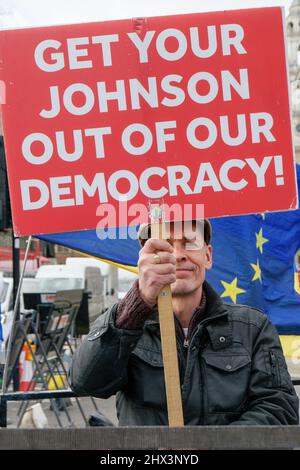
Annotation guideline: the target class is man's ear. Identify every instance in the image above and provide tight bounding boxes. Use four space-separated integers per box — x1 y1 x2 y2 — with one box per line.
205 245 213 270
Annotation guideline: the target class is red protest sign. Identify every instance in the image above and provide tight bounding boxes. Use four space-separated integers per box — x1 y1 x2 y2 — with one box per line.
0 7 297 236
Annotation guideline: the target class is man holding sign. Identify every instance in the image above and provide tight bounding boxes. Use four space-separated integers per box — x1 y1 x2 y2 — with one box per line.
70 219 299 425
0 7 298 235
0 6 299 425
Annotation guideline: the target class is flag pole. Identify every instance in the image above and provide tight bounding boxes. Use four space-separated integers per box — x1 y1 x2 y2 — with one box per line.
149 201 184 427
1 235 32 393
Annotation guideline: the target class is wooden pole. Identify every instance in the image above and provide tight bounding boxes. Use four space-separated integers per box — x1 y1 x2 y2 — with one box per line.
151 219 184 427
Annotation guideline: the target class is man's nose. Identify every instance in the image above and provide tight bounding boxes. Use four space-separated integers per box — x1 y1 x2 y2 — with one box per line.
173 242 187 261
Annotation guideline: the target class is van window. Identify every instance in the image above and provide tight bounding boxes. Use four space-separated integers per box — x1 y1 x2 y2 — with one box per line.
37 278 83 292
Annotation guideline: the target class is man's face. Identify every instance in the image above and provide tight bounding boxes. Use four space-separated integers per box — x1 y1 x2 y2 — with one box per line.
166 222 212 297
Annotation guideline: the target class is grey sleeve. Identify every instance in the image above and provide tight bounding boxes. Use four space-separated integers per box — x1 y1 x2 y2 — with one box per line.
69 304 143 398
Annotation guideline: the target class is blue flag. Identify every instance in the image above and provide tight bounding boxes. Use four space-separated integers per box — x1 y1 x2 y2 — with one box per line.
206 193 300 334
38 165 300 334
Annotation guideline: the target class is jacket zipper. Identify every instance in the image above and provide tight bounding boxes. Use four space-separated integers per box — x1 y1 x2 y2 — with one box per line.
178 314 228 424
180 326 203 387
177 311 229 380
180 325 205 423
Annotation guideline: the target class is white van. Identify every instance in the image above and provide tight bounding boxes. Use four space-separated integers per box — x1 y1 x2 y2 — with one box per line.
36 264 99 323
65 257 119 309
65 257 139 303
36 258 120 322
0 274 41 343
66 258 138 300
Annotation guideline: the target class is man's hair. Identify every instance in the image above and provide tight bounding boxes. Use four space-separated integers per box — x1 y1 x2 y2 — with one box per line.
138 219 212 247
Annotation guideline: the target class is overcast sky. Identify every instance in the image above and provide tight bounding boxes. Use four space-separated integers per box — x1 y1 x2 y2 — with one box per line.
0 0 295 28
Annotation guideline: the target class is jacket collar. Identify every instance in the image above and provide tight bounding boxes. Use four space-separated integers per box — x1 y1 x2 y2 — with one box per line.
202 281 227 320
144 282 232 350
191 281 233 350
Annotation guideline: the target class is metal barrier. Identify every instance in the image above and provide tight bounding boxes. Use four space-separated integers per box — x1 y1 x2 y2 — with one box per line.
0 390 78 428
0 426 300 449
1 379 300 442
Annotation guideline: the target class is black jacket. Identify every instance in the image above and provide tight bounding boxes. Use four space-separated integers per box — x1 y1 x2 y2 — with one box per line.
70 282 299 426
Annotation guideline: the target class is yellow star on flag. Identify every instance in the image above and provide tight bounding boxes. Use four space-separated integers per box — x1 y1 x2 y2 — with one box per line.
220 277 246 304
250 259 262 283
255 228 268 254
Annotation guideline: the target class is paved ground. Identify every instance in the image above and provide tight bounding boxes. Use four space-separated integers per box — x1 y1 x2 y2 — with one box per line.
7 395 118 428
5 360 300 428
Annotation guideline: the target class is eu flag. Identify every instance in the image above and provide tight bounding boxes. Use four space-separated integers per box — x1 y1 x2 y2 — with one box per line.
206 164 300 334
38 165 300 334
